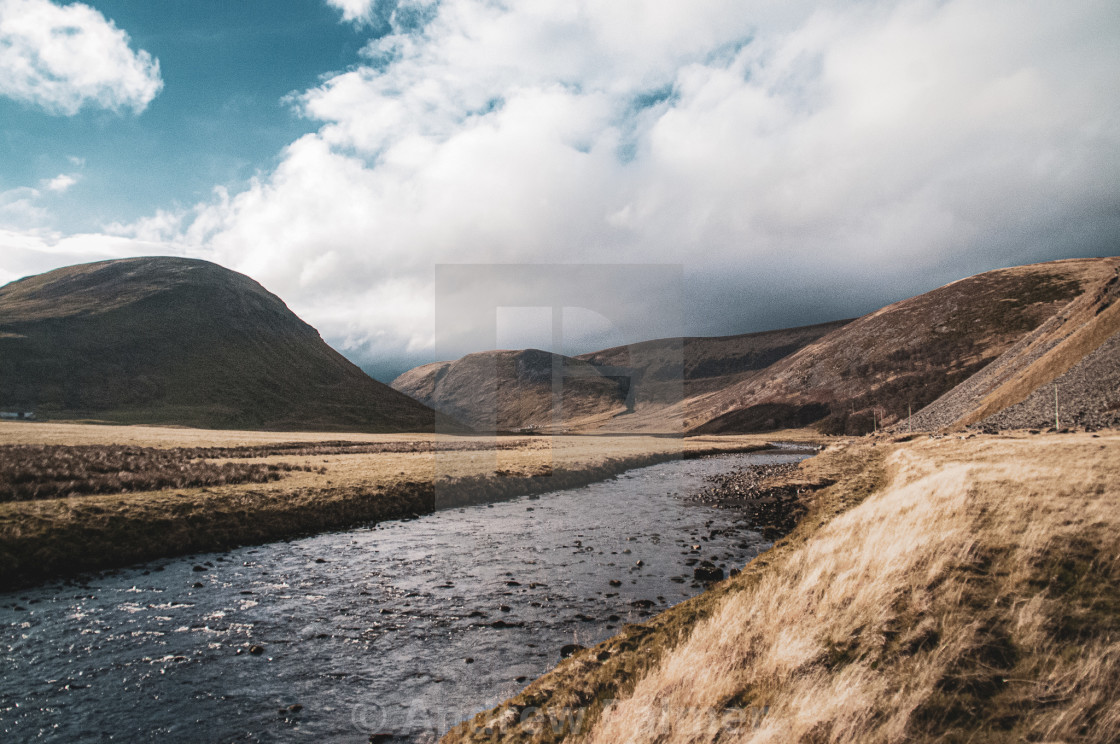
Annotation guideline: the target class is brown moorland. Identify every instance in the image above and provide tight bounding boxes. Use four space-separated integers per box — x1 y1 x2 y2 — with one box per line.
912 261 1120 431
392 349 630 432
390 257 1119 437
391 321 850 435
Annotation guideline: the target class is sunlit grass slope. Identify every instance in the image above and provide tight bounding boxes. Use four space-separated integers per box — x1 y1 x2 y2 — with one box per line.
446 433 1120 744
589 433 1120 743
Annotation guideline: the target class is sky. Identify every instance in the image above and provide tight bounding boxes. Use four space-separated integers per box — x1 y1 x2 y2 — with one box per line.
1 0 1118 381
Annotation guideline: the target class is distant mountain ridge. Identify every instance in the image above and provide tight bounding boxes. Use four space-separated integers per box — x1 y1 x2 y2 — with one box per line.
392 320 850 433
393 256 1120 435
9 255 1116 435
0 257 456 432
392 349 629 432
575 319 853 399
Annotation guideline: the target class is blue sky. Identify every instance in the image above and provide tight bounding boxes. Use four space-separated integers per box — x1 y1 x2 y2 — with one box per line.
0 0 372 231
1 0 1118 381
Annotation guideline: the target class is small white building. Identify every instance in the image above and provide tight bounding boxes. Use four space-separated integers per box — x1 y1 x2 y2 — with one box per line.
0 411 35 420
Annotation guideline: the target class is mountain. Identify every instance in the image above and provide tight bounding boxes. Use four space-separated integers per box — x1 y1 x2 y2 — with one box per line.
392 256 1119 435
687 257 1118 434
910 258 1120 431
391 349 628 432
570 320 853 432
391 321 850 434
0 257 456 432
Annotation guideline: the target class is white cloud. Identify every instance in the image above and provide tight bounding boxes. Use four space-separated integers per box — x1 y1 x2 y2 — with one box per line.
43 173 78 192
4 0 1120 378
0 172 81 228
325 0 374 24
193 1 1120 365
0 186 46 225
0 0 162 115
0 227 179 287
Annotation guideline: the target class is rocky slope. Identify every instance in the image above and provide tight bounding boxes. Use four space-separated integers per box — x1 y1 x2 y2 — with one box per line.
985 324 1120 430
0 257 456 432
908 259 1120 431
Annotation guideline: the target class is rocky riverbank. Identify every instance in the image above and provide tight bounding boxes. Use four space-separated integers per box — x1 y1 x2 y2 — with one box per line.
688 461 818 540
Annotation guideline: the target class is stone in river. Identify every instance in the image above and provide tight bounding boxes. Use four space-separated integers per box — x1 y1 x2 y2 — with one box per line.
560 644 585 659
693 561 725 582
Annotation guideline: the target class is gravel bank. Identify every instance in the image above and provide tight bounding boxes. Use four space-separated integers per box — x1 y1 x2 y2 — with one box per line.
981 327 1120 430
687 462 812 540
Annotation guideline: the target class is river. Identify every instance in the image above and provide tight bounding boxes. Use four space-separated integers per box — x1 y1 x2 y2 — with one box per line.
0 449 809 743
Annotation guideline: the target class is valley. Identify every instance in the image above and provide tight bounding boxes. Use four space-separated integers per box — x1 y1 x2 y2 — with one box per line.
2 255 1119 743
393 257 1120 437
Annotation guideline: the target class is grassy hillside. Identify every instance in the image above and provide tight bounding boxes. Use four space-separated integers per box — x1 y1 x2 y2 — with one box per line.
391 258 1118 436
443 433 1120 744
688 257 1117 435
0 257 452 432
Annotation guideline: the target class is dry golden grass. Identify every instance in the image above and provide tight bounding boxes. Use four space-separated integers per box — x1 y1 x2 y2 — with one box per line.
586 432 1120 743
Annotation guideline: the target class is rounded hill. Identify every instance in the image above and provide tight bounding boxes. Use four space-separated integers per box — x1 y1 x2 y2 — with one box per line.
0 257 451 432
